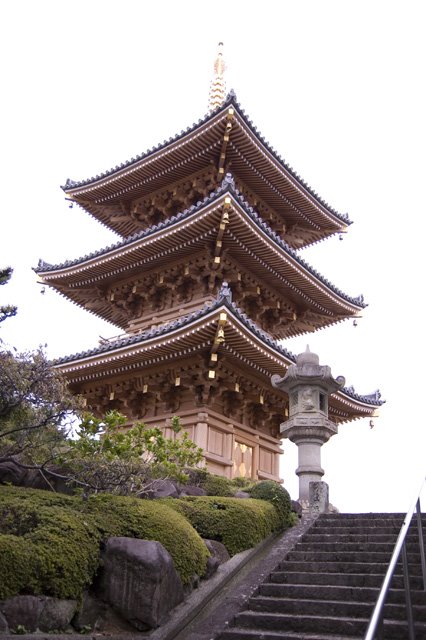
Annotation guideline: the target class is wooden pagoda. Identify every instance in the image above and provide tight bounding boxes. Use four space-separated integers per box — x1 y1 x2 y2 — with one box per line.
36 80 381 482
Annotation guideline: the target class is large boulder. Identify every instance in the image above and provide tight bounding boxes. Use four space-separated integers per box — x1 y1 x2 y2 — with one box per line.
144 479 179 499
179 485 207 497
234 490 250 499
98 537 184 630
0 595 77 632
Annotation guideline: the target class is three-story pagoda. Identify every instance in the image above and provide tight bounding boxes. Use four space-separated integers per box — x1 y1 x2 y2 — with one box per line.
36 51 381 482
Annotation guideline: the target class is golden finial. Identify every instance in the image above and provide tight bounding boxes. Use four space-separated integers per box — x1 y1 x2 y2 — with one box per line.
208 42 226 112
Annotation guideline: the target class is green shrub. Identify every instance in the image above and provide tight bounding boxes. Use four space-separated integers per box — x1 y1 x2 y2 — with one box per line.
200 474 235 497
248 480 292 527
82 494 208 584
0 485 77 510
0 486 209 597
230 477 254 490
167 496 281 556
0 490 100 600
183 470 252 496
184 467 209 486
0 535 36 598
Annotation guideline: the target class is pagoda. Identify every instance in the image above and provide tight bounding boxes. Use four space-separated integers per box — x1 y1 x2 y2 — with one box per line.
36 47 382 482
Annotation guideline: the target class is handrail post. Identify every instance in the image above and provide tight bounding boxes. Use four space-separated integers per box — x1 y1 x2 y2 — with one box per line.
402 542 415 640
415 499 426 590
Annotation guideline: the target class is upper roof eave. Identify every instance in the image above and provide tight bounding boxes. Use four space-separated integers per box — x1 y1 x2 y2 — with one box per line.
62 91 351 229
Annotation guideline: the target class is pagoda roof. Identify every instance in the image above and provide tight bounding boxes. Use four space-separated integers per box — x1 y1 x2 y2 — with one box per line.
37 177 365 335
62 92 350 245
53 284 382 424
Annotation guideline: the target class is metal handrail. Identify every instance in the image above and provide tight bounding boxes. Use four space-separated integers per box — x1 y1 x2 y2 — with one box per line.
364 475 426 640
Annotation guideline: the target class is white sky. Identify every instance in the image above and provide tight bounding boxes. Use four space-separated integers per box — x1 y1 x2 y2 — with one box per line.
1 0 425 513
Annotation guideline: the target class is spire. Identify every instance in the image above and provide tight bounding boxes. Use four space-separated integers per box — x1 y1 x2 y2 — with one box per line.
208 42 226 112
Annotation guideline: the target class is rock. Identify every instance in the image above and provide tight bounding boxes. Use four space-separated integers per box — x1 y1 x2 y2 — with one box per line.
202 542 220 579
145 479 179 499
234 490 250 499
183 573 200 597
291 500 303 516
0 459 73 494
98 537 184 630
204 539 230 566
38 597 78 631
72 592 103 632
179 484 207 497
1 596 44 632
0 460 25 486
0 595 77 633
73 592 135 633
0 612 9 634
309 481 329 515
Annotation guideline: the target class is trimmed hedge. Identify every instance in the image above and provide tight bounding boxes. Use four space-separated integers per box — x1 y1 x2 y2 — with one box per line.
185 469 253 496
166 496 282 556
82 493 209 584
247 480 292 528
200 475 235 497
0 486 209 599
0 491 100 600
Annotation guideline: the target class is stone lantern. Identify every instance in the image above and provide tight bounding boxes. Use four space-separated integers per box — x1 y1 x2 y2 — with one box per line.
271 346 345 509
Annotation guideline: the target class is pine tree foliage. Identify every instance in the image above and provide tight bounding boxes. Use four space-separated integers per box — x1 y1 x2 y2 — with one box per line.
0 267 17 324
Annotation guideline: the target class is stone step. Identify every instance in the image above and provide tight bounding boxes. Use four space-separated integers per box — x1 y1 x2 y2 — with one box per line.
258 582 426 605
248 595 426 622
294 541 423 553
217 629 359 640
303 528 419 545
308 527 417 538
213 513 426 640
311 518 409 528
316 513 422 521
316 513 426 521
285 549 423 563
277 559 425 574
229 611 426 638
269 570 426 590
314 513 405 527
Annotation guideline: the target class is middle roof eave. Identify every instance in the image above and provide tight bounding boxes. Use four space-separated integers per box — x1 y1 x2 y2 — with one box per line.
36 184 365 315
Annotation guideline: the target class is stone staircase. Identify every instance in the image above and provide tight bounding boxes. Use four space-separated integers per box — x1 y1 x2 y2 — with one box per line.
216 513 426 639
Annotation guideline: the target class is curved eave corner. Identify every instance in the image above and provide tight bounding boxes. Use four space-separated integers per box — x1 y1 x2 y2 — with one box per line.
34 180 366 319
52 289 296 370
60 92 350 232
51 285 382 420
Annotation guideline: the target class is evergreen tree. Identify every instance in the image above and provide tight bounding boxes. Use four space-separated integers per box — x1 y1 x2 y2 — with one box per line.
0 267 17 324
